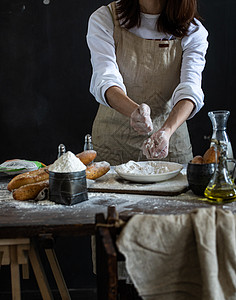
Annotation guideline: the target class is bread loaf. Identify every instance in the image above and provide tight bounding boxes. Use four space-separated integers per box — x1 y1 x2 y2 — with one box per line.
86 161 110 180
76 150 97 166
191 155 204 164
13 180 49 201
203 146 219 164
7 167 49 191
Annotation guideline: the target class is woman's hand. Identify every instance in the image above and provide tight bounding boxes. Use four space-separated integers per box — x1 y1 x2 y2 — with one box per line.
142 130 170 159
142 99 195 159
130 103 153 135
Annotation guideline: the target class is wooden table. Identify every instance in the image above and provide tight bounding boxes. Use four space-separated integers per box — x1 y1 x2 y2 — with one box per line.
1 173 236 238
1 173 236 300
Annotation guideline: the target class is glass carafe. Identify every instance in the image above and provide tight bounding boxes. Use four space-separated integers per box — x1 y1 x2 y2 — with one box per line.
204 140 236 203
208 110 233 159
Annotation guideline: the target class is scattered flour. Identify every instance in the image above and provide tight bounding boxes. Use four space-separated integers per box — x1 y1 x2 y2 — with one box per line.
48 151 86 173
115 160 171 175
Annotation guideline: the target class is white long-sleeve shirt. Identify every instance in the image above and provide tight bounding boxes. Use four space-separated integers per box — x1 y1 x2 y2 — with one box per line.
86 4 208 119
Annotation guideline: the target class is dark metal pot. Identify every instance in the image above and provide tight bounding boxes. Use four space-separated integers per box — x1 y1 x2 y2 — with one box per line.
187 162 216 196
49 170 88 205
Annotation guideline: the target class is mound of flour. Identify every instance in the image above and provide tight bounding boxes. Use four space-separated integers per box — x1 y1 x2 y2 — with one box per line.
48 151 86 173
116 160 170 175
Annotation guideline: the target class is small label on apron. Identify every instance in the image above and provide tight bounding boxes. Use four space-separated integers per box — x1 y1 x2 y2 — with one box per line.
159 44 169 48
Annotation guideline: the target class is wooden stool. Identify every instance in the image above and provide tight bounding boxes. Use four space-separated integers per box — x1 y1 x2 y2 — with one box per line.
0 238 71 300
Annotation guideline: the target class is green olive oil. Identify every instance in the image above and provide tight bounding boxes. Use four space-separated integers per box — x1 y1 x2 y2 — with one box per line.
204 185 236 203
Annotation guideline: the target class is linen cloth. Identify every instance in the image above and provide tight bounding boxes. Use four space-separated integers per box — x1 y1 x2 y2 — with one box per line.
116 207 236 300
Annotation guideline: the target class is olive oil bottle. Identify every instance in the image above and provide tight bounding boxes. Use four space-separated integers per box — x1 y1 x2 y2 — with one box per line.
204 185 236 203
204 140 236 203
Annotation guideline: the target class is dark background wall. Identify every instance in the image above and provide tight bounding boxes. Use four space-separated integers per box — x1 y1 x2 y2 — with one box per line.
1 0 235 165
0 0 235 297
1 0 109 165
187 0 236 156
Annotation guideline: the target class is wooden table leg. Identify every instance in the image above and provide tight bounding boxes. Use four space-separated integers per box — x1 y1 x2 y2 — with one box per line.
10 245 21 300
45 248 71 300
17 245 30 280
0 250 3 268
21 263 29 280
28 244 54 300
96 213 118 300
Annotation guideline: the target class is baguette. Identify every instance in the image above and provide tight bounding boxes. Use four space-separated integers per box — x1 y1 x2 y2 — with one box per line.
7 167 49 191
13 180 49 201
86 161 110 180
76 150 97 166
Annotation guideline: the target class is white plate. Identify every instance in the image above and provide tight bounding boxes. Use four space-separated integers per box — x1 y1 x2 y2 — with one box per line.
115 161 183 183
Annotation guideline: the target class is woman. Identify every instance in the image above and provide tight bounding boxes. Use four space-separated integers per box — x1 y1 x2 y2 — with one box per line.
86 0 208 165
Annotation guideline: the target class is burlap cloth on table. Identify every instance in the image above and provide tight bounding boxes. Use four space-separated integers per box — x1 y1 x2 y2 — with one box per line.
116 207 236 300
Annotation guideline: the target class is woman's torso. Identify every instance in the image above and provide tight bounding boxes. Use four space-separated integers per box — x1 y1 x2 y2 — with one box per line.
91 2 193 165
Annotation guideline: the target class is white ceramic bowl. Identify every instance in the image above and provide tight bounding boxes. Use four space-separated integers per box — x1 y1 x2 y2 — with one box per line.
115 161 183 183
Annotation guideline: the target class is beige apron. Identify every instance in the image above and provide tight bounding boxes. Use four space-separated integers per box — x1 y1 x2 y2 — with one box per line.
92 2 193 165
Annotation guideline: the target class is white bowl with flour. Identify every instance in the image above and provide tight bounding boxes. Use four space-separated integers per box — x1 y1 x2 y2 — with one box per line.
115 160 183 183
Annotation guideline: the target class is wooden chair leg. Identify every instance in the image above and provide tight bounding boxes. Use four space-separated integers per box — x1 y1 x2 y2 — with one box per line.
10 245 21 300
28 243 54 300
45 248 71 300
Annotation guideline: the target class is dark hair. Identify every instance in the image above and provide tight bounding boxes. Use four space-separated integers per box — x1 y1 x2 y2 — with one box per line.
116 0 201 38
